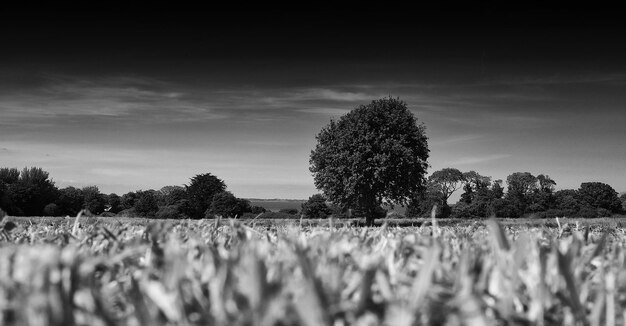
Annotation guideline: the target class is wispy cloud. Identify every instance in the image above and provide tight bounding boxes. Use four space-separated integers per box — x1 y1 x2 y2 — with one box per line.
296 107 351 116
0 74 227 127
452 154 512 165
431 134 484 145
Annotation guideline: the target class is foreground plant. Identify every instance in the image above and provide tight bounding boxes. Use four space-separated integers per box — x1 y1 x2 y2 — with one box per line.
0 216 624 325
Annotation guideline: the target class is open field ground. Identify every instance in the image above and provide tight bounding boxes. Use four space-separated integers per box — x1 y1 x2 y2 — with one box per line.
1 215 626 325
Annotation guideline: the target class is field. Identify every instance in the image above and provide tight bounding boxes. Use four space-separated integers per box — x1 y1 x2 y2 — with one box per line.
1 214 626 326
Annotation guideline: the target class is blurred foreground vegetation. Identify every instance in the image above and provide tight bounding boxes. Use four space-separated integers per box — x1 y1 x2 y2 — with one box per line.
1 214 626 325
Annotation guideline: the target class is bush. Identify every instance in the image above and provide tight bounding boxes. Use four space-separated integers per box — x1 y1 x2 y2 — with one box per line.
130 190 160 217
241 212 260 219
155 205 187 219
99 212 117 217
279 208 299 215
207 191 251 218
490 198 522 218
577 207 598 218
351 206 387 219
117 208 138 217
258 211 298 219
301 194 332 219
596 208 612 218
450 202 473 219
250 206 267 214
43 203 61 216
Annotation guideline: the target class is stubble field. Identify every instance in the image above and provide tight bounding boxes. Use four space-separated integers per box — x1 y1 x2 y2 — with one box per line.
1 214 626 326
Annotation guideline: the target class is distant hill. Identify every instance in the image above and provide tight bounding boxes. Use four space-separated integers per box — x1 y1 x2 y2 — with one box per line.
246 199 306 212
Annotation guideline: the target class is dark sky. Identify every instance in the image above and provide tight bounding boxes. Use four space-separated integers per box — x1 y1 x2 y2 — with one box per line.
1 6 625 199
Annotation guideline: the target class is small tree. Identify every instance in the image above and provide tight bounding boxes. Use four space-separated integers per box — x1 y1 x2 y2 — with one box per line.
186 173 227 219
406 183 442 218
208 191 251 218
505 172 538 216
577 182 622 213
82 186 107 214
105 193 122 213
43 203 61 216
310 97 429 225
56 186 85 216
459 171 492 204
120 191 139 210
134 190 160 217
159 185 188 206
301 194 332 219
428 168 464 217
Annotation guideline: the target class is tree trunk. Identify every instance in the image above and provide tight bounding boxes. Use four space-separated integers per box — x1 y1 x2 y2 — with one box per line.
364 205 376 226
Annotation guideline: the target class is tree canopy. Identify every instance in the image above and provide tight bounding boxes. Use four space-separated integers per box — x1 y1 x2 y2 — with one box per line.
310 97 429 225
186 173 227 219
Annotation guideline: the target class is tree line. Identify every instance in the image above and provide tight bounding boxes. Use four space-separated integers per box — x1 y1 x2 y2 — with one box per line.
2 98 624 221
0 167 266 219
306 97 624 223
406 168 625 219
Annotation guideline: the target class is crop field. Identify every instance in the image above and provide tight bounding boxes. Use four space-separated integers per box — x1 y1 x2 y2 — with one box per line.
1 214 626 326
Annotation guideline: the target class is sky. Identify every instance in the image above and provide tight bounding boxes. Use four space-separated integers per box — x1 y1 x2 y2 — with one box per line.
1 7 625 200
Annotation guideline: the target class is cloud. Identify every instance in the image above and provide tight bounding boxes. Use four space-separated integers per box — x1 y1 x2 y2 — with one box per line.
482 73 626 86
0 74 227 127
295 88 372 102
296 107 351 116
451 154 512 165
432 134 484 145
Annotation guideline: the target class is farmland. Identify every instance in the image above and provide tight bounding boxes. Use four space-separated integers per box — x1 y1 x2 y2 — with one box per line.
1 215 626 326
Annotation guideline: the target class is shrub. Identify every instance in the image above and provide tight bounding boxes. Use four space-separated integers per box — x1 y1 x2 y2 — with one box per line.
596 208 613 218
207 191 251 218
117 208 138 217
450 202 473 219
134 190 160 217
155 205 187 219
279 208 299 215
490 198 522 218
43 203 61 216
250 206 267 214
99 212 117 217
258 211 298 219
577 206 598 218
301 194 332 219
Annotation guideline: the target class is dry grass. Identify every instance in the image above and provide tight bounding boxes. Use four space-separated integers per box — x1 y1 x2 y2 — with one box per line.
0 214 625 325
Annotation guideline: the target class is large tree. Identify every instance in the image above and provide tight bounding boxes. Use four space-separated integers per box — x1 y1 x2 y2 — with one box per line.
186 173 227 219
310 97 429 225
